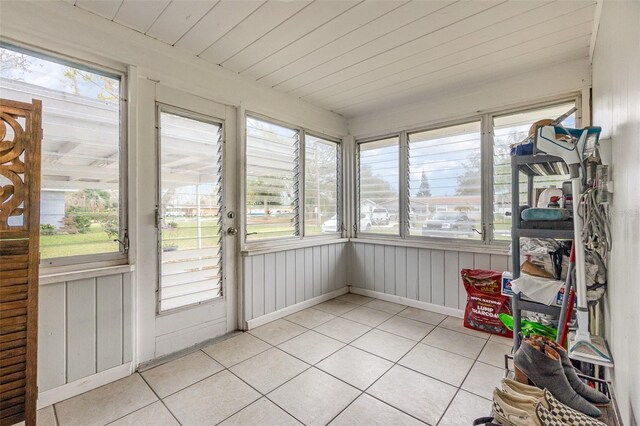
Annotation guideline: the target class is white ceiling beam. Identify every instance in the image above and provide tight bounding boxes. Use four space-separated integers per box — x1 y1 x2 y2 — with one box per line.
588 0 603 63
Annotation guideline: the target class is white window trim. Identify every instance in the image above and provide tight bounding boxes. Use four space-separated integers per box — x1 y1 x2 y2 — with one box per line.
353 93 582 250
303 130 342 239
241 111 345 253
1 42 130 271
354 133 402 239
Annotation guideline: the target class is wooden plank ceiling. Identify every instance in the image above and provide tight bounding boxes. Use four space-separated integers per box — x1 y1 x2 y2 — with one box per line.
71 0 597 118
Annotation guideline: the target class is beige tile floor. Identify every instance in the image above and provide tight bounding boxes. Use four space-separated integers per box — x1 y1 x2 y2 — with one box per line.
35 294 513 426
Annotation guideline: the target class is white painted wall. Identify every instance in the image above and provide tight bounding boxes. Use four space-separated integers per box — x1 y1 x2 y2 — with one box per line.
349 242 510 316
242 242 349 325
36 269 135 408
592 1 640 424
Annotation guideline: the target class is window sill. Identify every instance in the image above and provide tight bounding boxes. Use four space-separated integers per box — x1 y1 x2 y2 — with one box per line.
349 237 510 256
40 263 135 285
242 237 349 256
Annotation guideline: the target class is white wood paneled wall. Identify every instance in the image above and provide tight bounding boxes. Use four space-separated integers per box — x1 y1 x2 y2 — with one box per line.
348 242 510 311
243 243 348 321
38 272 133 392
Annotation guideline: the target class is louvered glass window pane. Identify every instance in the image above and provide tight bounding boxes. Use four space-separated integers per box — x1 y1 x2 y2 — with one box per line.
305 135 339 236
246 117 299 241
408 122 482 239
159 110 223 312
0 46 122 260
358 137 399 235
493 102 575 240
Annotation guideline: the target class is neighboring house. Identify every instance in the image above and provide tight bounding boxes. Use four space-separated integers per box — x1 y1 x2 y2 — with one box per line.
409 195 482 220
40 190 66 227
359 199 379 215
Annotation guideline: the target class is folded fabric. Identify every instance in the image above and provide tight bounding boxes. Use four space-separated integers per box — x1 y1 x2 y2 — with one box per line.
511 274 564 305
521 208 570 221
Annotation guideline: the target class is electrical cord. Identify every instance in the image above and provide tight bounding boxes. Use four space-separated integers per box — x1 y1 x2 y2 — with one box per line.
577 185 611 277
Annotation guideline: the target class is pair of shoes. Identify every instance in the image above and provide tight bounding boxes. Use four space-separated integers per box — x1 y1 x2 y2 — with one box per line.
513 337 605 417
492 388 554 426
491 380 606 426
529 335 610 406
502 379 606 426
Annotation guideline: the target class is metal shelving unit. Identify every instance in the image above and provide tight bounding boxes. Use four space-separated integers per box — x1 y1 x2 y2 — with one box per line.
511 153 572 350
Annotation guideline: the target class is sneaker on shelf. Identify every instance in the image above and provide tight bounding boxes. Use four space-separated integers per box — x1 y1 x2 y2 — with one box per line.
502 379 606 426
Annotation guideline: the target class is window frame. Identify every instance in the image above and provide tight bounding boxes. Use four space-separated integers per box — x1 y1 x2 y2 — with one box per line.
242 111 344 250
303 131 343 238
404 118 485 245
354 94 582 248
355 133 402 240
155 102 226 315
1 42 130 269
486 96 582 245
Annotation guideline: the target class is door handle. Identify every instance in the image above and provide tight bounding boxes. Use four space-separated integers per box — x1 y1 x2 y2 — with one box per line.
227 227 238 236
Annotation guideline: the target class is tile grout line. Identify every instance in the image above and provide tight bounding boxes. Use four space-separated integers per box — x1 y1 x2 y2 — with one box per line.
210 350 313 425
52 403 60 426
211 300 422 424
197 342 312 425
134 297 497 426
312 304 438 424
323 301 496 424
435 336 494 426
102 400 160 426
51 296 502 426
180 350 275 425
203 326 493 425
353 309 495 424
344 320 429 425
219 367 308 425
308 302 496 397
137 373 184 426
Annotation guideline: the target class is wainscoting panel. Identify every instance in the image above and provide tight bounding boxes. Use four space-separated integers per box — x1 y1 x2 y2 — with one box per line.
38 272 133 392
349 242 510 311
242 242 349 322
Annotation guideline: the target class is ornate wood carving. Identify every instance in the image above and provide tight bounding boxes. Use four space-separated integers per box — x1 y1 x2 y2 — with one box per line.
0 99 42 426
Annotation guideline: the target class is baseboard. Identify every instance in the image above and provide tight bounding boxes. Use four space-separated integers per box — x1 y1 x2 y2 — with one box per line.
37 362 133 409
245 286 349 330
348 286 464 318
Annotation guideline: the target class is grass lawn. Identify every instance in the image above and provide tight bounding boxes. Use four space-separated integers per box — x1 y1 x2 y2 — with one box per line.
41 217 511 259
41 223 119 259
41 219 329 259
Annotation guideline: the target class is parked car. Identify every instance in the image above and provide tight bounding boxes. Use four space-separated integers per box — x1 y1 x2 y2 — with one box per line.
422 212 476 237
359 213 372 232
322 214 371 233
371 207 389 225
321 215 339 233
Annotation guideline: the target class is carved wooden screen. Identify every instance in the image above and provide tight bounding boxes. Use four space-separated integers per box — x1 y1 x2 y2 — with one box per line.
0 99 42 426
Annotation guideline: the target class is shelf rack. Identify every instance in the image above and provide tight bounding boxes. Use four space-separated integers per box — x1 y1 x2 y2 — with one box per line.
510 153 572 350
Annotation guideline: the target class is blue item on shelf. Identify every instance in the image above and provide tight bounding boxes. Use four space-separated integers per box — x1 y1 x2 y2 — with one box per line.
511 141 534 156
521 208 570 221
